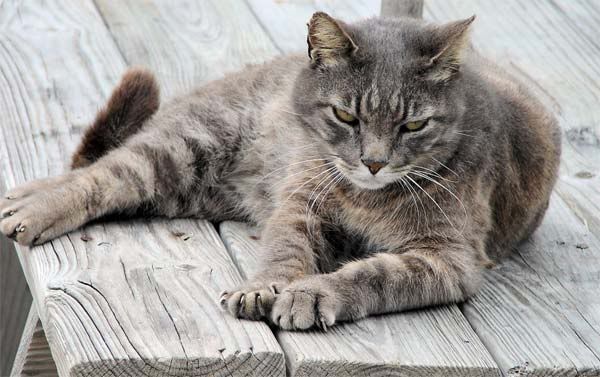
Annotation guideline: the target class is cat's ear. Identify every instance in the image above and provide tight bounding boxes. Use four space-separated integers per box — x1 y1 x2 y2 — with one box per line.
307 12 358 67
425 16 475 82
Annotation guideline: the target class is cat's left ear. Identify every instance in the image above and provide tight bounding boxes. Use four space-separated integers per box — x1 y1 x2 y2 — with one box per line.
307 12 358 67
425 15 475 82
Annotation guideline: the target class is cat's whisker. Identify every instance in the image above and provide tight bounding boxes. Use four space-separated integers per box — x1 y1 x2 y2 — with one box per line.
282 166 337 205
412 165 456 183
314 171 343 215
253 157 329 187
431 157 460 177
395 179 419 234
402 176 427 232
408 171 468 233
287 143 320 153
410 168 445 181
412 169 459 185
406 175 456 231
306 169 338 216
276 109 308 117
397 182 421 234
452 131 475 138
272 162 337 188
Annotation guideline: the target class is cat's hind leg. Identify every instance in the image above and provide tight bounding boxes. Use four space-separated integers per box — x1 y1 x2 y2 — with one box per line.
0 117 246 245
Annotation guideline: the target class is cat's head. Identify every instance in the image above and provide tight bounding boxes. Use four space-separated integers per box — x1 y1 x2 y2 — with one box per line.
293 12 475 190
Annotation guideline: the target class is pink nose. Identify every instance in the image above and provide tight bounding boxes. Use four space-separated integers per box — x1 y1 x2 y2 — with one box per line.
361 159 388 175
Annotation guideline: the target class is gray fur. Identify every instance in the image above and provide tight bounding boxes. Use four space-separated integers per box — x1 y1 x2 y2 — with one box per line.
0 13 560 330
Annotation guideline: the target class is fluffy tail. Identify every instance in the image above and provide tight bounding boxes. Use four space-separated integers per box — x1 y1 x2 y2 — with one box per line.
71 68 160 169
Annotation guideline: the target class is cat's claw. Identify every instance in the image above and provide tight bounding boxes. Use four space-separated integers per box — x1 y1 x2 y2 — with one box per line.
218 291 229 306
271 278 337 330
0 175 87 246
220 280 285 320
319 316 328 332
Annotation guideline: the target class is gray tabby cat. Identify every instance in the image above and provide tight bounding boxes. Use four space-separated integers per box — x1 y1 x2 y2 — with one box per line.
0 13 560 330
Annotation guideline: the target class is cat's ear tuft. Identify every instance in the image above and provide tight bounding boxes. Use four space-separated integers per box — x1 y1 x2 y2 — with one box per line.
307 12 358 67
425 15 475 82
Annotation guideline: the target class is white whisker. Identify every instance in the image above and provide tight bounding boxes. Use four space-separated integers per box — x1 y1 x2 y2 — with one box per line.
395 178 419 234
253 157 328 187
452 131 475 138
408 171 468 233
406 175 456 231
306 169 338 216
431 157 460 177
282 166 337 205
403 175 428 231
276 109 306 117
272 162 336 188
412 165 456 183
314 171 343 215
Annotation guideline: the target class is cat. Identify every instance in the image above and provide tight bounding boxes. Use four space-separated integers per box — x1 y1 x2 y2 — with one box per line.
0 12 561 330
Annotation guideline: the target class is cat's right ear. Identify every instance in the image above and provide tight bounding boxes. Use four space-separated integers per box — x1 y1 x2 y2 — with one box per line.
423 15 475 82
307 12 358 67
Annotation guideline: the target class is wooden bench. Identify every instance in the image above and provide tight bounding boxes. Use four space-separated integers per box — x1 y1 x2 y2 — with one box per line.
2 1 599 376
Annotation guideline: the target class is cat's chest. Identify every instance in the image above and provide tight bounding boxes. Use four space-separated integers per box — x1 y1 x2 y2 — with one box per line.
331 189 414 249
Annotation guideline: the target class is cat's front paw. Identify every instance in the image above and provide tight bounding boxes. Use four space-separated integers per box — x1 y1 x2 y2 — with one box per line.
220 280 286 320
0 175 87 246
271 276 339 330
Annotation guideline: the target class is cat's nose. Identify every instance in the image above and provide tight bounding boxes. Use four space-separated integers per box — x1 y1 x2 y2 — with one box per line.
361 158 388 175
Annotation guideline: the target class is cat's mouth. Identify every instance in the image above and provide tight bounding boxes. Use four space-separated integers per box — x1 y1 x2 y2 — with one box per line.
335 161 402 191
348 175 390 190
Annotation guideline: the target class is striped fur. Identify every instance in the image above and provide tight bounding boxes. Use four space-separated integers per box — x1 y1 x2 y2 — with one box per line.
0 14 560 330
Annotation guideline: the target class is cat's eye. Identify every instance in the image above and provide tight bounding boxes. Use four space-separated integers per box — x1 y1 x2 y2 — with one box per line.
333 107 358 125
402 119 428 132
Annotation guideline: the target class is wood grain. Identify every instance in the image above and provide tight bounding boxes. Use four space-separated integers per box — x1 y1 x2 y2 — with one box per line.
220 222 501 377
10 305 58 377
94 0 281 98
381 0 424 18
463 195 600 376
245 0 382 54
1 134 33 377
0 1 284 375
424 1 600 375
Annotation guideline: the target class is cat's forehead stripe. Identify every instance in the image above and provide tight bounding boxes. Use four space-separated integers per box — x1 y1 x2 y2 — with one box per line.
368 85 380 112
360 91 369 116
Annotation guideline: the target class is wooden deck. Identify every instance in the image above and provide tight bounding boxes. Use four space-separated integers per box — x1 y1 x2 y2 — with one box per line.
1 0 599 376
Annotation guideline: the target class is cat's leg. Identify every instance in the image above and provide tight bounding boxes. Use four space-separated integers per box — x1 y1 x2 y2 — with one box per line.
0 126 240 246
221 199 327 320
270 241 485 330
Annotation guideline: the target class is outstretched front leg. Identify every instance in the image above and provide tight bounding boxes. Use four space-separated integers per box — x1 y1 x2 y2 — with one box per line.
221 177 331 320
270 237 486 330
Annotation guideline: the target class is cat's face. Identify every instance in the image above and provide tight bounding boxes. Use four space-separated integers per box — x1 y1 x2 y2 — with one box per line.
294 14 473 190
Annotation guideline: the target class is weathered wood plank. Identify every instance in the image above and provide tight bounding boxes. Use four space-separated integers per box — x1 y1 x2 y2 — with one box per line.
220 222 501 377
10 305 58 377
94 0 280 98
246 0 382 54
425 1 600 374
464 195 600 376
0 235 32 377
1 143 34 377
0 1 284 375
381 0 424 18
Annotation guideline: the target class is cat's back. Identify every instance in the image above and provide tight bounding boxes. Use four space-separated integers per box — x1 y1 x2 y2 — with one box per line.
465 52 561 257
150 54 305 135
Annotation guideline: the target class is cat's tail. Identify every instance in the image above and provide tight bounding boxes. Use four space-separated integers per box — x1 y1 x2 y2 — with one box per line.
71 68 160 169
